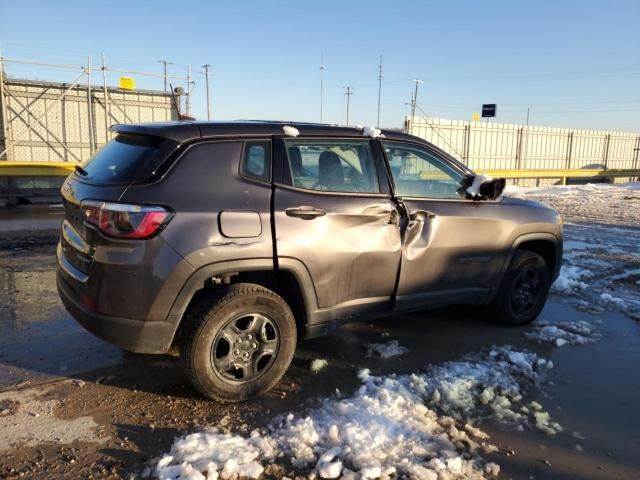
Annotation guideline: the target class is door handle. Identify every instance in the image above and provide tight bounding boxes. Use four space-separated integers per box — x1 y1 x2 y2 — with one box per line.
285 206 327 220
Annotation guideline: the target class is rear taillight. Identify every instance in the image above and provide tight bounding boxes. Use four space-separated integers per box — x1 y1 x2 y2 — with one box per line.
81 200 173 239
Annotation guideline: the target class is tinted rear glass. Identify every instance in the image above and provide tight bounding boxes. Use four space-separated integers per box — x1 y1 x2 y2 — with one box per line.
80 134 174 184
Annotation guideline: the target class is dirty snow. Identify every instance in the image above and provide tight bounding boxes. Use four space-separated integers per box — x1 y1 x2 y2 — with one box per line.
366 340 409 358
552 266 591 293
0 382 107 451
156 346 559 479
310 359 329 373
525 320 600 347
508 182 640 320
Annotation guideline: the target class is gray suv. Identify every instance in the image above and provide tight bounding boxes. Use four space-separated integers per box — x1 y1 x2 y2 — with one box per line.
56 121 562 401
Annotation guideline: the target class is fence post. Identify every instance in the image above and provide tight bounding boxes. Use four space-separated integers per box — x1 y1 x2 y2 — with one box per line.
515 127 523 169
0 50 12 161
86 55 95 157
462 123 469 162
101 52 109 144
565 131 574 169
602 134 611 169
633 136 640 178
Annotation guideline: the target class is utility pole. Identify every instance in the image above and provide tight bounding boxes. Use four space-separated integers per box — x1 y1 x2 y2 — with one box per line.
344 86 353 125
158 59 173 92
101 52 109 143
202 64 212 120
86 55 95 155
319 56 325 122
526 107 530 126
410 79 423 124
376 55 383 128
186 64 192 117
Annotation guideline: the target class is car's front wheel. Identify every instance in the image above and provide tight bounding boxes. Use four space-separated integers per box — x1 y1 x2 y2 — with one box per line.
181 283 296 402
490 250 551 326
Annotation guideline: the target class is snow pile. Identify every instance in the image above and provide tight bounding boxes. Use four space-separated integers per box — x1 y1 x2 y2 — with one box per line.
362 126 383 138
156 432 275 480
311 359 329 372
366 340 409 358
418 348 558 434
524 320 600 347
282 125 300 137
156 347 559 480
552 265 591 293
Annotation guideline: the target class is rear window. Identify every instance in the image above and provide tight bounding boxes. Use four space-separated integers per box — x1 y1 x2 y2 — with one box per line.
80 134 175 184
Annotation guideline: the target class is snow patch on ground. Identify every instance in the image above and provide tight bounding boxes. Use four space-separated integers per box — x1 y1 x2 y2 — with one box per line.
525 320 600 347
310 359 329 373
156 347 559 480
552 266 591 293
366 340 409 358
508 183 640 320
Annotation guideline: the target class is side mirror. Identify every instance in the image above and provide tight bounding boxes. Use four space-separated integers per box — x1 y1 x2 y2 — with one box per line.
479 177 506 200
458 175 506 201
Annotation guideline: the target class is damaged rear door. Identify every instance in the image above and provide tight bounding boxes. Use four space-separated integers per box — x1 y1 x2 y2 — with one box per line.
382 141 508 310
272 137 401 318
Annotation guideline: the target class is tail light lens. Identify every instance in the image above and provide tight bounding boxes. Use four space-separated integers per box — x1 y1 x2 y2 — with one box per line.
81 200 173 239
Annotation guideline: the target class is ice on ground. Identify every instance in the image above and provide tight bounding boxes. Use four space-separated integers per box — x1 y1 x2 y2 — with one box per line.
156 346 559 479
600 292 627 308
366 340 409 358
524 320 600 347
310 359 329 372
552 266 591 293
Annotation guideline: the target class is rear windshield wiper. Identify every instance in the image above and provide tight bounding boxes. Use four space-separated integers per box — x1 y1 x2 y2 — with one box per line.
74 165 89 177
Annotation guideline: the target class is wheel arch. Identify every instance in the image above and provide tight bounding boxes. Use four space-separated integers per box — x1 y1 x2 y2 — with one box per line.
166 258 319 351
490 233 561 302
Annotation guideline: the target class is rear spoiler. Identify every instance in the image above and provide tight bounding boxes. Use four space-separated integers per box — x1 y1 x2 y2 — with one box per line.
110 123 201 143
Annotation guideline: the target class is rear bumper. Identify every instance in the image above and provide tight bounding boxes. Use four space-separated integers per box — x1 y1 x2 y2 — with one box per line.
56 270 179 354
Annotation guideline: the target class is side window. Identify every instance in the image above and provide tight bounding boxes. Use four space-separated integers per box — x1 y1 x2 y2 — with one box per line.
284 139 381 193
383 142 466 199
241 141 271 182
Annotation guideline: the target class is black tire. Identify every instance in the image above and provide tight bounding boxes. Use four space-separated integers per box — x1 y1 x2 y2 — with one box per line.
180 283 297 402
490 251 551 326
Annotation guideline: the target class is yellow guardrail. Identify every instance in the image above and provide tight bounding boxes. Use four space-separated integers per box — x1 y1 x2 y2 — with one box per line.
0 162 77 176
1 162 639 183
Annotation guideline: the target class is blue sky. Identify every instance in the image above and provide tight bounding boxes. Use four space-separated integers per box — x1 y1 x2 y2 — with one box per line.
1 0 639 132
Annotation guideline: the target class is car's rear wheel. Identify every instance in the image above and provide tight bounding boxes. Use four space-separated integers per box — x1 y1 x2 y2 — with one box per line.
490 250 550 325
181 283 296 402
